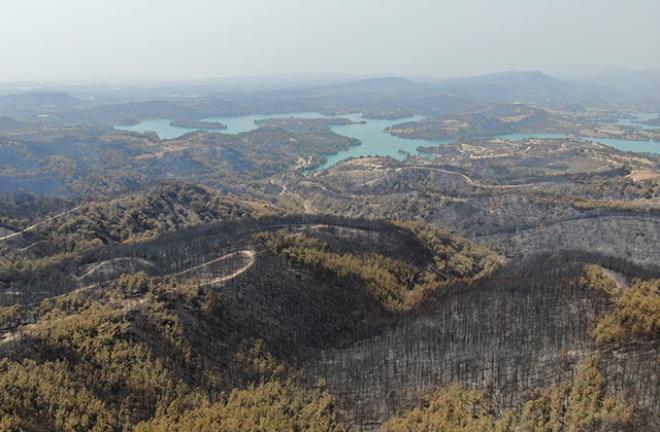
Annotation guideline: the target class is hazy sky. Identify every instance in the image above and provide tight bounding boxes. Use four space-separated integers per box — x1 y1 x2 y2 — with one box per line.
1 0 659 82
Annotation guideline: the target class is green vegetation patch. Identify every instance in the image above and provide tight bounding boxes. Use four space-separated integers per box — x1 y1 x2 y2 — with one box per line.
592 278 660 344
393 220 500 281
576 265 660 344
578 264 620 296
381 357 635 432
136 379 347 432
256 230 422 312
255 222 499 312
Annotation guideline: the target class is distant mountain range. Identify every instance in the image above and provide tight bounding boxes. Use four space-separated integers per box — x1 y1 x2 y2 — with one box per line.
0 70 658 124
565 68 660 106
428 70 617 105
0 91 81 110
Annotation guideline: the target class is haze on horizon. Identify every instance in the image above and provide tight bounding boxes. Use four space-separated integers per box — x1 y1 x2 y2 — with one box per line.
1 0 659 83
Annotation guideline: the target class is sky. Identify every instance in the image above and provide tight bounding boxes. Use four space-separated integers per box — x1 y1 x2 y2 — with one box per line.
1 0 659 82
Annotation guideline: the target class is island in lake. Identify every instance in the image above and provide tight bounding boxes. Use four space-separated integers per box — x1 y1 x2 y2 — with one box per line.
169 119 227 130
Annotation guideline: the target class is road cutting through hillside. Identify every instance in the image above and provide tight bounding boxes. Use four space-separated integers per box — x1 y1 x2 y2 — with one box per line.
269 179 288 195
169 250 255 280
72 250 256 291
0 250 257 349
75 257 159 281
197 250 256 286
396 166 556 189
0 206 81 242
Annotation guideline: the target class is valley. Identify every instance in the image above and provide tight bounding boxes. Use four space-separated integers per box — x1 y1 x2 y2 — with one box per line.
0 205 656 430
115 107 660 174
0 71 658 431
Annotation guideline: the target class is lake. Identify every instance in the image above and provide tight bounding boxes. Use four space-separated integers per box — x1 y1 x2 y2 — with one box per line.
117 112 324 139
310 114 447 172
611 112 660 130
116 113 448 170
498 133 660 155
207 112 325 134
118 119 197 139
117 114 660 171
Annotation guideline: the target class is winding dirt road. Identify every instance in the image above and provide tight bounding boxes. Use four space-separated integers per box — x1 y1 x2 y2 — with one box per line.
76 257 159 281
170 250 255 279
0 249 257 348
396 166 555 189
197 250 256 286
0 206 80 242
269 179 288 195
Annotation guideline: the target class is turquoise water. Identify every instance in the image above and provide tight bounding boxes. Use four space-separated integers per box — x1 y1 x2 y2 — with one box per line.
584 137 660 154
498 133 660 155
611 112 659 130
205 112 324 134
116 113 449 170
117 115 659 172
118 119 198 139
500 114 660 154
498 133 571 141
311 114 447 172
117 112 324 139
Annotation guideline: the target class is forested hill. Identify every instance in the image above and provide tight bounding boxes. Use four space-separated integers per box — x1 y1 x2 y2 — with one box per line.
0 182 276 295
48 181 274 248
0 213 657 430
0 77 658 430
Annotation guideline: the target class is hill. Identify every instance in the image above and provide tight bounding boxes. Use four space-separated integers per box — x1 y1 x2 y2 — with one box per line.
0 215 656 430
0 181 276 304
46 181 270 248
0 91 83 120
432 71 615 106
295 137 660 265
384 105 591 140
567 68 660 107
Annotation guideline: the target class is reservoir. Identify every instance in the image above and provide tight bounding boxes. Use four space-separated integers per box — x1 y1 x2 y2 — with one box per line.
498 133 660 155
310 114 447 172
117 114 660 171
117 112 324 139
611 112 659 130
117 113 448 170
